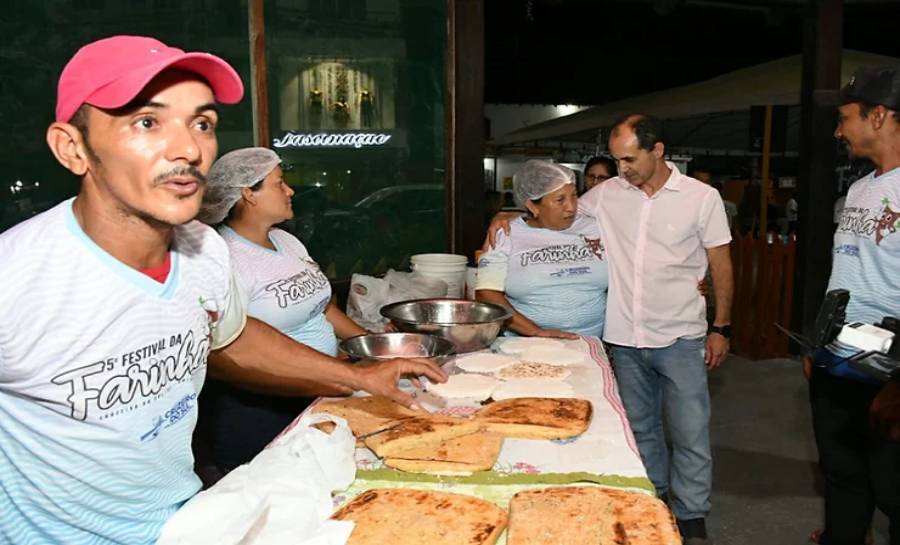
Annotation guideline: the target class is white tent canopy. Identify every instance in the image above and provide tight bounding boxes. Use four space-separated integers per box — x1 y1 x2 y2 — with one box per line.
494 50 900 148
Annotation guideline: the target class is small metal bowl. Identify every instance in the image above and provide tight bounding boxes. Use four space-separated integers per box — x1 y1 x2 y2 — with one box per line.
380 298 512 353
339 332 455 362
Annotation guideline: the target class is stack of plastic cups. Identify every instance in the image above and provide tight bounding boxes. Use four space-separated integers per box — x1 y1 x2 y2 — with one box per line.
410 253 468 298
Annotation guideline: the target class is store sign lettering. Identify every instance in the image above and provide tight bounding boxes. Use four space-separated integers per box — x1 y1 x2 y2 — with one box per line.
272 131 392 149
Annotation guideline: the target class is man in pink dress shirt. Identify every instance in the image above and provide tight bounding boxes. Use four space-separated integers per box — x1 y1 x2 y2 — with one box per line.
579 114 734 545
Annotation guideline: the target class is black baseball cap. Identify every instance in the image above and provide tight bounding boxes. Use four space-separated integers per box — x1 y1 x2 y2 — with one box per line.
815 64 900 111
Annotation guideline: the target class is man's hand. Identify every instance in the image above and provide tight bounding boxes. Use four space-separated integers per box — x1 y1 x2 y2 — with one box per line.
870 380 900 442
533 329 579 340
482 211 522 250
698 278 709 297
353 357 448 410
705 333 729 369
802 355 813 379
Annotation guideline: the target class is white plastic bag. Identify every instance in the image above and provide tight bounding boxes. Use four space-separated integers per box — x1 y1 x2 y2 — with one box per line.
345 273 390 331
158 414 357 545
346 269 447 331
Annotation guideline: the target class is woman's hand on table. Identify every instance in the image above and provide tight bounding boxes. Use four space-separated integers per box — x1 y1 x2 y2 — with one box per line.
532 328 579 340
352 357 448 410
482 211 523 250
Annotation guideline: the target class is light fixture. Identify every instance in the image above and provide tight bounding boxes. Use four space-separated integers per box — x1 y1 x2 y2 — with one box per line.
346 170 352 174
15 180 23 187
322 172 327 176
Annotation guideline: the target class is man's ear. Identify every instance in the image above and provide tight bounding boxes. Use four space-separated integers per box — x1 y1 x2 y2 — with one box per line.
870 105 889 131
240 186 257 206
46 122 91 176
653 141 666 159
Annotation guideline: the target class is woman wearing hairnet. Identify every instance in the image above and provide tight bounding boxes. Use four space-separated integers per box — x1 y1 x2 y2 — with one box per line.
197 147 368 470
476 160 609 338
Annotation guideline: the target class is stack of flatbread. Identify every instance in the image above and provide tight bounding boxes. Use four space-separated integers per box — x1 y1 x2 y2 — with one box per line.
475 397 593 439
312 396 504 476
332 488 507 545
506 486 681 545
312 395 593 475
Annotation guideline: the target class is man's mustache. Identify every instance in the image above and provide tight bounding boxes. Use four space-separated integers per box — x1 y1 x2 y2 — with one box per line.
153 166 207 185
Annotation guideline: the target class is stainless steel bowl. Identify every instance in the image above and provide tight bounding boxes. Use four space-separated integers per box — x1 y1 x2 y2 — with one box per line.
380 298 512 353
339 332 455 362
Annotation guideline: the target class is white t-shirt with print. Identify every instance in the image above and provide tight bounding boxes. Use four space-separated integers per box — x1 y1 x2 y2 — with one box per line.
826 167 900 380
0 199 244 545
221 226 336 356
476 214 609 337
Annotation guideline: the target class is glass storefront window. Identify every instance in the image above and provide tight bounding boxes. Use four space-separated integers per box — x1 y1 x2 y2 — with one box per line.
0 1 254 232
266 0 448 283
1 1 449 290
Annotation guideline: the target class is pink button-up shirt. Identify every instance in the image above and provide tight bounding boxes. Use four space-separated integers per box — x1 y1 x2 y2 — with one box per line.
579 163 731 348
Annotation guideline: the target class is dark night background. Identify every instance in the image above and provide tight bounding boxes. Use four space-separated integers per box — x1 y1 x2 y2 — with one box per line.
485 0 900 105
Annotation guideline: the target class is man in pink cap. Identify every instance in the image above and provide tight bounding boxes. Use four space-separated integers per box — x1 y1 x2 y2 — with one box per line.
0 36 445 545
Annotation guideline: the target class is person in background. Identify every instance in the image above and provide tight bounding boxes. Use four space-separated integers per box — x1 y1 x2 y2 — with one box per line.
197 147 370 470
583 155 617 192
501 191 518 210
484 189 504 231
805 64 900 545
690 167 713 185
834 193 847 226
0 35 445 545
476 160 608 339
785 189 799 234
712 181 739 231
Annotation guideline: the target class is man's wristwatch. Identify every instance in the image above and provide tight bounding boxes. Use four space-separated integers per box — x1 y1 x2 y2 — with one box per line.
708 324 732 338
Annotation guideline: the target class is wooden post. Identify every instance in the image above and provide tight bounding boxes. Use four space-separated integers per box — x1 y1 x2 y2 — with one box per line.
447 0 485 260
248 0 270 147
795 0 843 339
760 105 773 236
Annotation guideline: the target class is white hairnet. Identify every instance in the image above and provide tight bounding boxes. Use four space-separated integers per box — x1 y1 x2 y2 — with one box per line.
513 160 575 208
198 147 282 224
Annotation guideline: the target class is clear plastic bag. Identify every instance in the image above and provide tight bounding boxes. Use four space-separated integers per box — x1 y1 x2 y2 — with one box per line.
346 269 447 331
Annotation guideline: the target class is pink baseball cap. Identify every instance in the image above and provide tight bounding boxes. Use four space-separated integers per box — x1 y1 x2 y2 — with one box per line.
55 35 244 123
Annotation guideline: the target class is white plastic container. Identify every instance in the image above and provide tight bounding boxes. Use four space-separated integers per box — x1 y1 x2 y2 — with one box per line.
410 253 468 298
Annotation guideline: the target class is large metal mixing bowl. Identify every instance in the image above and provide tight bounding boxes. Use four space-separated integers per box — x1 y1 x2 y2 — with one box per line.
380 298 512 353
339 332 455 362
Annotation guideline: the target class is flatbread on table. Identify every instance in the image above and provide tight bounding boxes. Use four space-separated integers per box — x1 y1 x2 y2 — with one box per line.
455 352 520 373
495 361 570 380
426 373 500 401
491 379 577 401
507 486 680 545
517 346 586 367
475 397 592 439
495 337 564 355
310 395 419 438
363 415 482 458
383 431 504 475
332 488 508 545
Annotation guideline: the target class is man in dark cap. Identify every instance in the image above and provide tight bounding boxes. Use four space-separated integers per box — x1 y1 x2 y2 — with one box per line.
807 64 900 545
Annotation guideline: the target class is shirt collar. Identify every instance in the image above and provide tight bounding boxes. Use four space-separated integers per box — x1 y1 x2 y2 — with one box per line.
661 161 683 191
